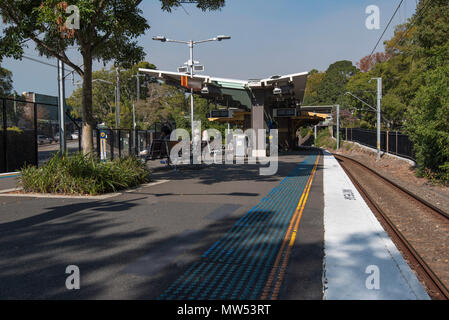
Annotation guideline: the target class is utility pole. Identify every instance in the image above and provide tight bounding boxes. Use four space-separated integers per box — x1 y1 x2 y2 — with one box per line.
345 85 383 160
136 73 140 105
189 40 195 139
375 77 382 161
115 66 121 128
133 73 140 153
57 59 66 155
336 104 340 150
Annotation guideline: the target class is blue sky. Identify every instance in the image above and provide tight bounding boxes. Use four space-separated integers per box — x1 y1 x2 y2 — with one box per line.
1 0 417 97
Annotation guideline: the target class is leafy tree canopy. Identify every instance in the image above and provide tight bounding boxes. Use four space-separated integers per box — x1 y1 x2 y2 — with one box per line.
0 0 225 153
315 60 358 105
405 0 449 181
303 70 325 105
0 64 13 97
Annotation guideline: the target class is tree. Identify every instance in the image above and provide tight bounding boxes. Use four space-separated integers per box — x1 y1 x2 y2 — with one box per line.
135 82 186 130
405 0 449 181
315 60 358 105
0 64 13 97
407 64 449 181
135 83 227 135
357 52 391 72
67 61 156 128
303 69 325 105
0 0 225 154
349 0 449 181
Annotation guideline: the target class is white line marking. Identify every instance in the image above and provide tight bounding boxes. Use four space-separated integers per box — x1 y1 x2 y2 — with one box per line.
0 180 170 199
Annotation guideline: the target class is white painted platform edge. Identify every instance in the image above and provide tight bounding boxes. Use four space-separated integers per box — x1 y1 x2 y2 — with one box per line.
322 150 429 300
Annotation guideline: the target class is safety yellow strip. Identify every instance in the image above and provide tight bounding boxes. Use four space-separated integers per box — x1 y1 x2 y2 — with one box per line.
261 155 320 300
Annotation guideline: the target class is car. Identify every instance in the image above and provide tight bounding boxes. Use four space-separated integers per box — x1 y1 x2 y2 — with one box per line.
37 135 52 145
71 131 79 140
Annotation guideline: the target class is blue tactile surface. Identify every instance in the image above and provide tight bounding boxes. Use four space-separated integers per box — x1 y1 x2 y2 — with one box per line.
159 154 318 300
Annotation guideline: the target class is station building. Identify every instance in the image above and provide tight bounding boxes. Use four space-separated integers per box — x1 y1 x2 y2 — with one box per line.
139 69 328 153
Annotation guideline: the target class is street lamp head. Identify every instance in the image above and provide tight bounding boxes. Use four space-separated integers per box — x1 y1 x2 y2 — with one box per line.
152 36 167 42
216 35 231 41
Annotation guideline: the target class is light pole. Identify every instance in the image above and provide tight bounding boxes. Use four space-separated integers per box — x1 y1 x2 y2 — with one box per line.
152 35 231 139
336 104 340 150
132 73 146 153
115 67 121 129
373 77 382 161
57 59 66 155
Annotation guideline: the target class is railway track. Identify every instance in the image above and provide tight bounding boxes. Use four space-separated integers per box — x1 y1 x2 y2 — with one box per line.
334 153 449 300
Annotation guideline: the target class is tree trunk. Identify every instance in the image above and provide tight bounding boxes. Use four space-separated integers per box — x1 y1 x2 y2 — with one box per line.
81 50 95 155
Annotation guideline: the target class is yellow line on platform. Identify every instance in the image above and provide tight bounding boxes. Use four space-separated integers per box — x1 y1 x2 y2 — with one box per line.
261 155 320 300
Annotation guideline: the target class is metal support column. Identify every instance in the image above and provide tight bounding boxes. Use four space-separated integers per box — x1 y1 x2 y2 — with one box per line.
2 99 7 172
251 90 266 158
34 103 38 167
376 78 382 160
115 67 121 128
57 59 67 155
336 104 340 150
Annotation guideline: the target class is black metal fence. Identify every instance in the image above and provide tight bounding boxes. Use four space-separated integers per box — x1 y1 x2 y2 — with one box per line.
0 97 79 173
0 97 165 173
333 127 415 160
93 129 161 161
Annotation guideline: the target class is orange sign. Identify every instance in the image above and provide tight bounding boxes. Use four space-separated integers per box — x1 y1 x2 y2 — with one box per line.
181 76 189 88
181 76 203 91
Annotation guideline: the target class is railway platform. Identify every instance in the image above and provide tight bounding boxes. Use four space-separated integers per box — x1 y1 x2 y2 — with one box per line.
0 149 436 300
153 149 431 300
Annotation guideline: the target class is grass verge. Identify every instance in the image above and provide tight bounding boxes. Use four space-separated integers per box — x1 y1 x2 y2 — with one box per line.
20 153 150 196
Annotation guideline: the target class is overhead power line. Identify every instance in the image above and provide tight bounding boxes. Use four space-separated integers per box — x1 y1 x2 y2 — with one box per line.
21 54 80 81
22 54 58 69
370 0 405 56
387 0 434 50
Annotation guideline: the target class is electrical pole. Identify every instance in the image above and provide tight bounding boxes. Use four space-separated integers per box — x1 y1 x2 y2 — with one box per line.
375 77 382 161
57 59 66 155
136 73 140 105
336 104 340 150
115 66 121 128
133 73 140 153
189 40 194 138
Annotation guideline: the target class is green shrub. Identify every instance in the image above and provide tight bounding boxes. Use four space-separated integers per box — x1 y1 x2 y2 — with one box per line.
315 128 337 150
405 63 449 184
20 153 150 195
299 126 312 138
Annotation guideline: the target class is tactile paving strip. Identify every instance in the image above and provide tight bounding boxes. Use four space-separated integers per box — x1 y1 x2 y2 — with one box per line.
159 154 318 300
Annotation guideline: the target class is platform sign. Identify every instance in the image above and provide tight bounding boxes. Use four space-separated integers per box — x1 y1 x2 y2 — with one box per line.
181 76 203 90
100 130 107 161
210 109 232 118
181 76 189 88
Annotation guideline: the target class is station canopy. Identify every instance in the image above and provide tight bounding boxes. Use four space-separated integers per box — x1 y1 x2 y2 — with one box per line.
139 68 308 110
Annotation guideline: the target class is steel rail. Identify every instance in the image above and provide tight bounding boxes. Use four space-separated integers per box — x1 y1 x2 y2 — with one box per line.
334 154 449 300
334 154 449 220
